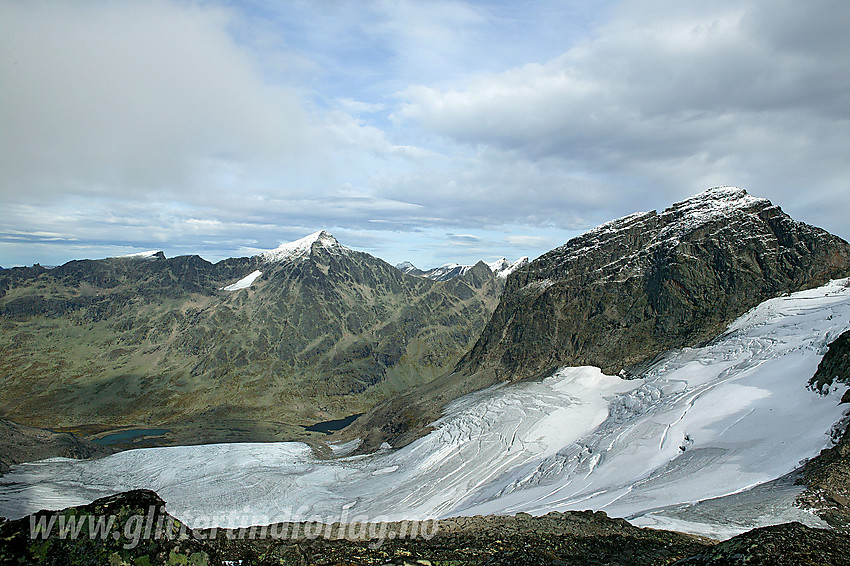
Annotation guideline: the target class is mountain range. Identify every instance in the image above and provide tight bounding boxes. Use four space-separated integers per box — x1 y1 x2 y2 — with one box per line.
1 186 850 559
396 256 529 281
346 187 850 449
0 230 504 445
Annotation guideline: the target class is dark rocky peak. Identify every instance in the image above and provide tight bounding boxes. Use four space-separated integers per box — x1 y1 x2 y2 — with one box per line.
657 186 770 229
250 231 432 298
520 187 845 288
462 186 850 379
444 261 499 294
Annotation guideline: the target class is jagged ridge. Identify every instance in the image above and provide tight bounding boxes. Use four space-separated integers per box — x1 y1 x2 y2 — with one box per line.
396 256 529 281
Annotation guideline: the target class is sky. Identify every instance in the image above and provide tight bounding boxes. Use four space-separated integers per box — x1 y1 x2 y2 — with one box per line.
1 0 849 269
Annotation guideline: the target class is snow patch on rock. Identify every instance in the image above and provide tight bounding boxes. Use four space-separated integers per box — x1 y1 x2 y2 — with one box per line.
221 270 262 291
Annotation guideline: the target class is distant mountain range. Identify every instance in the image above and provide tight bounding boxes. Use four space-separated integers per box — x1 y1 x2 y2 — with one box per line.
396 256 529 281
2 187 849 454
0 230 503 445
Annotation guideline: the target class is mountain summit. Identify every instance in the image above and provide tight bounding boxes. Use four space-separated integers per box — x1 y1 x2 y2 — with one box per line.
462 186 850 378
486 257 529 278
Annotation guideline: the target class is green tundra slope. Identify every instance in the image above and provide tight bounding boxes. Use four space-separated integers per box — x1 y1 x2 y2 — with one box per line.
0 232 501 444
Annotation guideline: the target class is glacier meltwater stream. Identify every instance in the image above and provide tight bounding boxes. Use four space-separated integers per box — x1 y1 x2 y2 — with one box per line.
2 279 849 539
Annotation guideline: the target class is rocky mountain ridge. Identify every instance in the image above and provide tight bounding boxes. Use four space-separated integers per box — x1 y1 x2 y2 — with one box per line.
464 186 850 378
347 187 850 450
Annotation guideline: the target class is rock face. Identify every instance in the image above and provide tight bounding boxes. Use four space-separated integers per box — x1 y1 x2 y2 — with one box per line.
349 187 850 450
462 187 850 379
810 329 850 400
0 232 501 441
673 522 850 566
799 330 850 531
798 424 850 532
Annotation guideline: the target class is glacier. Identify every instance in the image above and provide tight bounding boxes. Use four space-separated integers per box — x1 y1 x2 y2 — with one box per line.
1 279 848 538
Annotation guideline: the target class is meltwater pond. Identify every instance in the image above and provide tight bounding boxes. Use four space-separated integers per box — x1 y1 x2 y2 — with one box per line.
92 428 170 445
2 280 849 539
303 413 363 434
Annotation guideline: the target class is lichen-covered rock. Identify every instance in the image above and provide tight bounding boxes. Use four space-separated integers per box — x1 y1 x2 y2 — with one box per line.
674 522 850 565
0 492 709 565
0 490 218 565
8 489 850 565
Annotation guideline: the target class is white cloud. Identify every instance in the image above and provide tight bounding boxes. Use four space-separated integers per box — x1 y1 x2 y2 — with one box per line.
0 0 314 200
395 0 850 236
2 0 848 268
505 235 550 248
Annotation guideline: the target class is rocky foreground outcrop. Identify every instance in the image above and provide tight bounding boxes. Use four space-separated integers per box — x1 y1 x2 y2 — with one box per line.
347 187 850 450
3 490 850 565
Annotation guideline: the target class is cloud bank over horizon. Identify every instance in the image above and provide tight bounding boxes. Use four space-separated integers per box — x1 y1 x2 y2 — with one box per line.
2 0 848 268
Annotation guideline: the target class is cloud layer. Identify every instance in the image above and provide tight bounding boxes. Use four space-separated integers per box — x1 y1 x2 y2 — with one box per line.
1 0 848 268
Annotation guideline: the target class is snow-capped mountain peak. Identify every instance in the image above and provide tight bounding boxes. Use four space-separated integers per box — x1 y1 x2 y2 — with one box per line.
548 186 779 275
395 261 420 274
260 230 348 262
658 186 771 238
581 187 770 247
487 256 529 278
398 257 529 281
426 263 473 281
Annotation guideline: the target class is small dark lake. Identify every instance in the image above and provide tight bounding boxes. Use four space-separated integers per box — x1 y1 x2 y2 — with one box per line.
303 413 363 434
93 428 170 445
